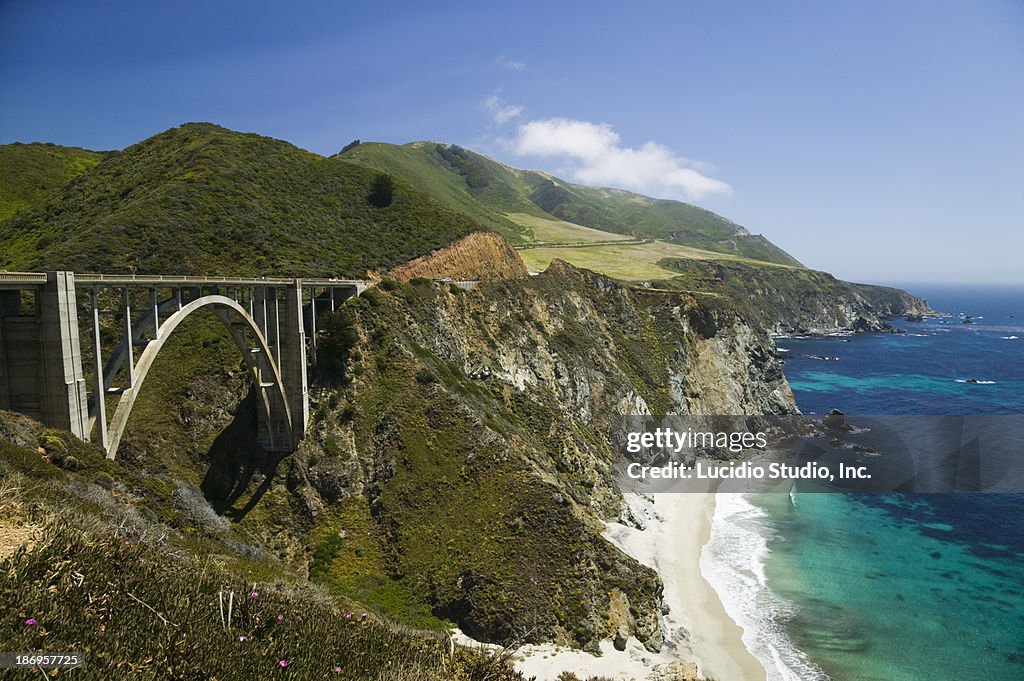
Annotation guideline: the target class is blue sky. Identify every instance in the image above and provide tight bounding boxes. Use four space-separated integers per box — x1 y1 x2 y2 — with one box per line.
2 0 1022 284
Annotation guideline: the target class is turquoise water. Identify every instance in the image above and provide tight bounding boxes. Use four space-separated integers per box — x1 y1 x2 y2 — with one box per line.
712 286 1024 680
752 492 1024 680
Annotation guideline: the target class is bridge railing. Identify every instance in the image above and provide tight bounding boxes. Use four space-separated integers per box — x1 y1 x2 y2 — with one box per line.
76 274 371 287
0 271 48 284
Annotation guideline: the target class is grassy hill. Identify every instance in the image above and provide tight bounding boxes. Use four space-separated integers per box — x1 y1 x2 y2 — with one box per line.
336 141 541 242
0 124 483 276
339 141 802 265
0 142 106 222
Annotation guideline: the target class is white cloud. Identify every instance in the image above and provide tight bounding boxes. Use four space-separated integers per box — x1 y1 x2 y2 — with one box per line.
483 94 523 125
497 55 526 71
513 117 732 200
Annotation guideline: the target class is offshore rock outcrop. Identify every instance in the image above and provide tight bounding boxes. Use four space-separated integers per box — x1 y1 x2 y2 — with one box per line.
291 259 797 653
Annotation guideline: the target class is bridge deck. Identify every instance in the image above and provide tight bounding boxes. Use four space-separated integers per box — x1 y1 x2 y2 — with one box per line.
0 271 372 289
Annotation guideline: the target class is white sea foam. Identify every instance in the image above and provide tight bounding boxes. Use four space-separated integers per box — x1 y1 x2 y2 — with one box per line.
701 494 828 681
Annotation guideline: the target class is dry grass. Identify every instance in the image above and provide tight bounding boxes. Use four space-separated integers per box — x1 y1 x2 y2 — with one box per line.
518 239 789 281
0 473 41 561
506 212 635 245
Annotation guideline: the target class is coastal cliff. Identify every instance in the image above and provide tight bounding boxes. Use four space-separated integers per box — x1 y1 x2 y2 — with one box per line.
288 259 797 652
659 257 934 335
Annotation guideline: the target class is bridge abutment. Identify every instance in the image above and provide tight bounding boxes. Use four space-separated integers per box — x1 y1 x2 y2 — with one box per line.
0 272 90 440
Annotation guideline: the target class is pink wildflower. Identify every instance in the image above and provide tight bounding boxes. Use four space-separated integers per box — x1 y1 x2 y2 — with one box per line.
278 660 288 668
24 618 37 626
277 614 284 621
238 635 248 642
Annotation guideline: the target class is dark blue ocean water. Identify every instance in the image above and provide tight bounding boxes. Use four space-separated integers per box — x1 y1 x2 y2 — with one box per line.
726 286 1024 680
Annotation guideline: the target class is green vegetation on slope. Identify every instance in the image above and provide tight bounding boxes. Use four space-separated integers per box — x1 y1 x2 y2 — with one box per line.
338 141 540 242
336 138 932 329
0 124 483 276
0 142 105 222
0 443 525 681
530 179 802 265
292 273 705 650
340 140 802 265
311 280 662 649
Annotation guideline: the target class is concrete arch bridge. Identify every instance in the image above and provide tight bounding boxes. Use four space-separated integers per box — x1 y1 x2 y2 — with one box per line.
0 272 372 458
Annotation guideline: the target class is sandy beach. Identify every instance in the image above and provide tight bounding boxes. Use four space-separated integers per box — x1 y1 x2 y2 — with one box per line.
652 492 766 681
486 490 767 681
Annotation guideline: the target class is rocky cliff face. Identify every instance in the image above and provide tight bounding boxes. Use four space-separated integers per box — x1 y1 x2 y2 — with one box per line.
853 282 934 321
289 259 797 653
659 257 935 335
388 231 529 281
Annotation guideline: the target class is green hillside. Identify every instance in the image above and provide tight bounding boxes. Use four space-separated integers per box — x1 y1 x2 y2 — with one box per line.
337 141 541 242
553 183 802 265
0 142 105 222
0 124 483 276
340 141 802 265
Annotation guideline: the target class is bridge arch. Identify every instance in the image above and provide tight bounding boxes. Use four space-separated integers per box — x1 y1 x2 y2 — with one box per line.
105 295 293 459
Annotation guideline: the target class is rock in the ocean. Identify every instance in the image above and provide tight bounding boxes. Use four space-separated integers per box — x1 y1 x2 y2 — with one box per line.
824 408 854 431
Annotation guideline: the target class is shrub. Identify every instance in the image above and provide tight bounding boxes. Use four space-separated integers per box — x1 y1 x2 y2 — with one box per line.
318 310 359 381
37 429 68 458
367 173 394 208
361 288 382 307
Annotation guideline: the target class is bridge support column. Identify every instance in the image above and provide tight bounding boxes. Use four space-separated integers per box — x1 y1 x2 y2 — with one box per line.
89 289 109 451
280 280 308 447
308 288 320 368
39 272 90 440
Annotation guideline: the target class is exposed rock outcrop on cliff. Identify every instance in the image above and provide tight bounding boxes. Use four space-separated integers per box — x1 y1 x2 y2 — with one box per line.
389 231 529 281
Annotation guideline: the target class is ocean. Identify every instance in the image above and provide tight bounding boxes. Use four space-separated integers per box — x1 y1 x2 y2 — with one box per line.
703 285 1024 681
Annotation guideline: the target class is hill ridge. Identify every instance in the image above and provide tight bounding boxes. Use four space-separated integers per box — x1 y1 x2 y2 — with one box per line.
0 124 484 276
340 139 802 266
